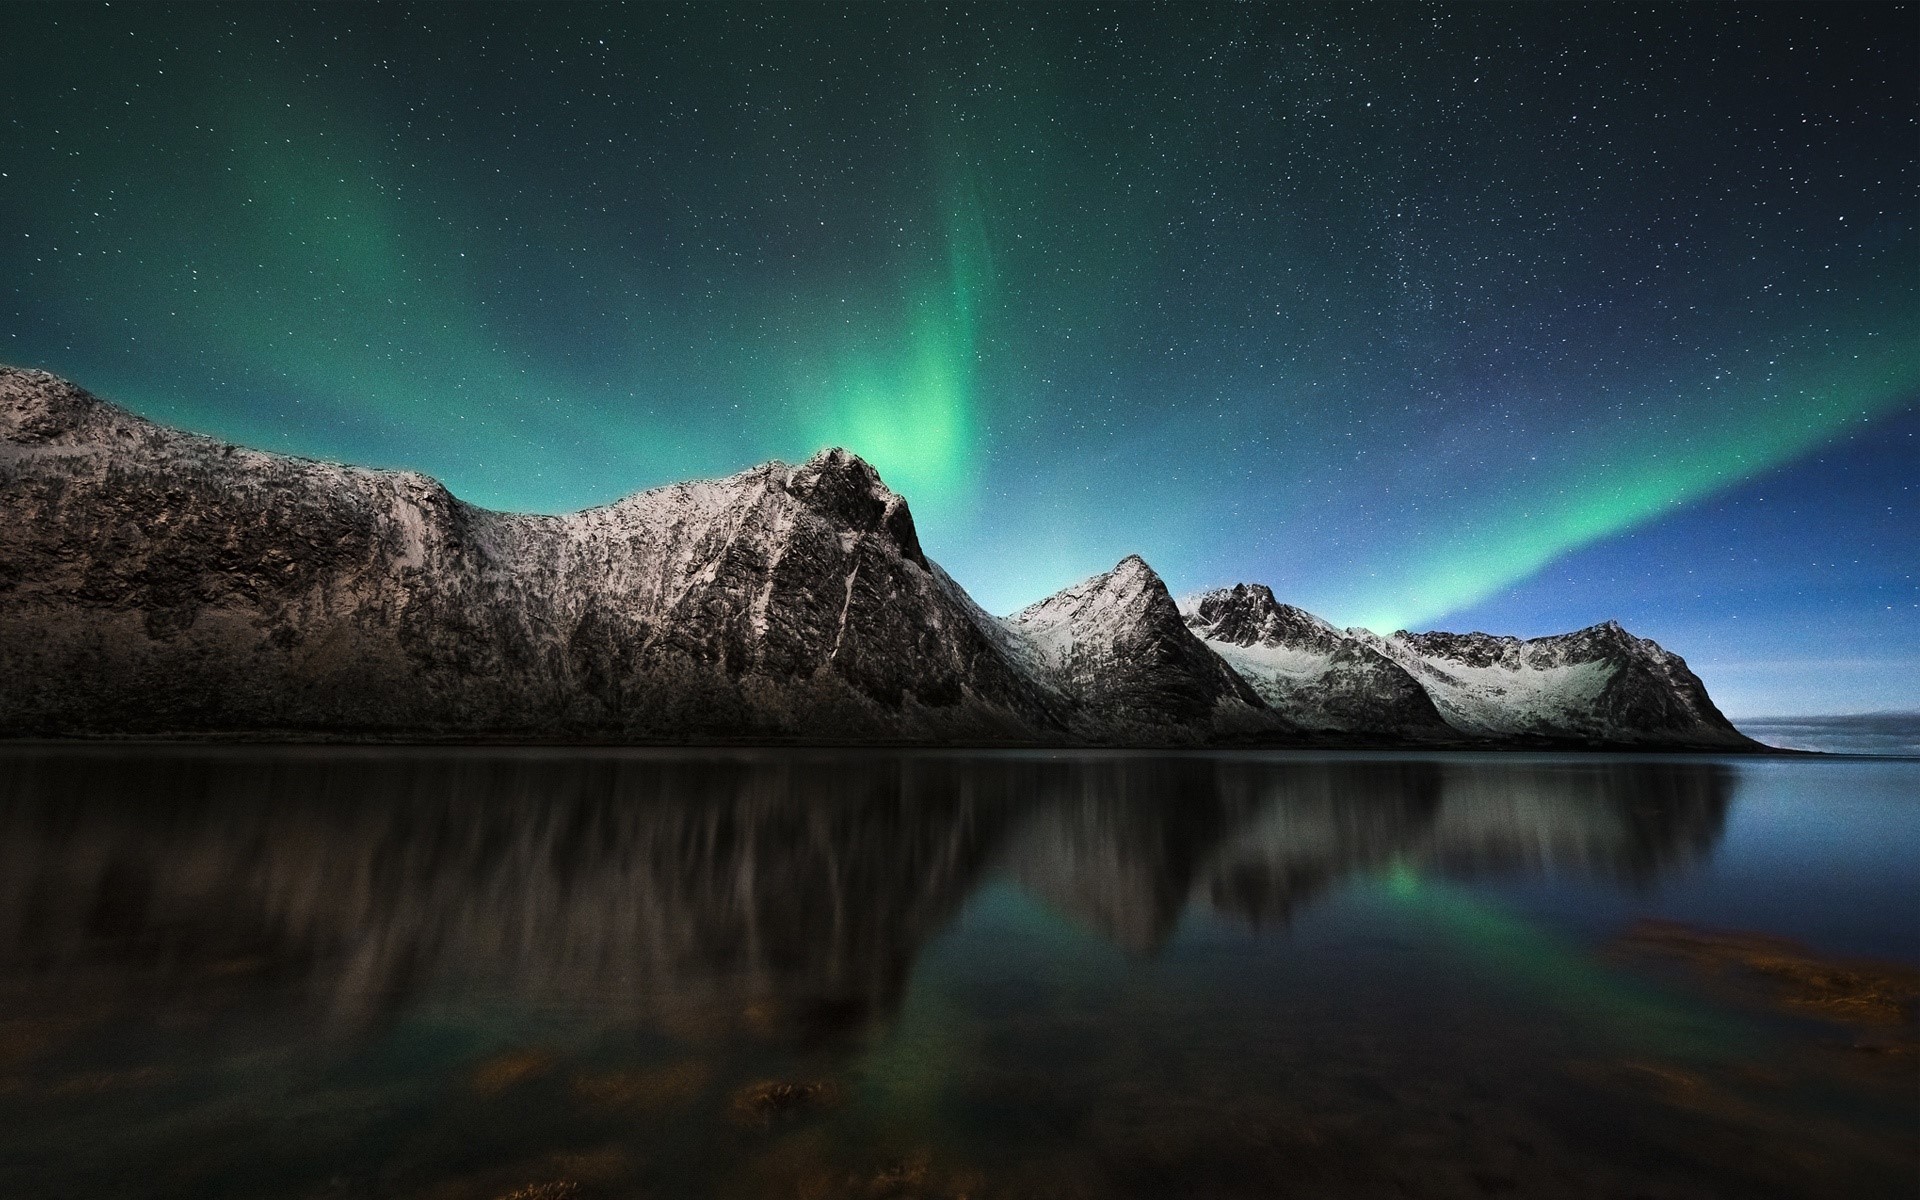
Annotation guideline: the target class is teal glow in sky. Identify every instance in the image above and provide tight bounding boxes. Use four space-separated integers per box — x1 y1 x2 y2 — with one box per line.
3 3 1914 714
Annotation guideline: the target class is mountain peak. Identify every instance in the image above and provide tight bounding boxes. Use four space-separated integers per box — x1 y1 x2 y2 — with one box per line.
782 447 925 568
1006 557 1268 734
1373 619 1751 747
1547 618 1658 661
1091 554 1174 610
1185 582 1341 652
1174 581 1453 737
1108 553 1164 588
1008 555 1172 628
799 444 879 476
790 445 891 498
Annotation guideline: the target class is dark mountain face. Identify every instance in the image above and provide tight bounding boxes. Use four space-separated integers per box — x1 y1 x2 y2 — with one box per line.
1005 556 1282 742
1567 625 1752 745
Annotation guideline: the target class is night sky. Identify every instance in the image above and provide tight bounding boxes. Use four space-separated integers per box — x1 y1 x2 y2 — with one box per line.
4 3 1914 717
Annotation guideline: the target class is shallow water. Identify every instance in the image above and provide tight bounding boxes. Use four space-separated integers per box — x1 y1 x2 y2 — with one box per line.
0 748 1913 1199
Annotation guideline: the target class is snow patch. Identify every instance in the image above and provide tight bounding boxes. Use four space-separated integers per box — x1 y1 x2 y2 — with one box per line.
1207 639 1334 682
1404 657 1617 737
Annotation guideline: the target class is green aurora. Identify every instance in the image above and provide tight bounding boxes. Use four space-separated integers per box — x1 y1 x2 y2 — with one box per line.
1344 330 1920 634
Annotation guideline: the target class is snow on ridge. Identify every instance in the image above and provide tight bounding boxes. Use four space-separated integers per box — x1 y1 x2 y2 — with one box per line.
1005 555 1172 668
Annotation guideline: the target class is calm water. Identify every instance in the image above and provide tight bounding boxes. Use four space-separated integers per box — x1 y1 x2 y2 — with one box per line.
0 748 1913 1199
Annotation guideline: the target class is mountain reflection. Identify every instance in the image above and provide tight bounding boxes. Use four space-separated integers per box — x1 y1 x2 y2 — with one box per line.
0 750 1730 1033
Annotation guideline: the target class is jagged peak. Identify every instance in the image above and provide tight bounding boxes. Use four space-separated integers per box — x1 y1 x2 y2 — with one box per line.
1551 618 1659 657
1095 555 1173 602
1185 582 1277 620
1394 628 1514 645
1184 581 1344 650
1393 619 1672 671
1 366 470 519
781 447 924 566
592 445 925 566
786 446 910 506
1574 618 1631 640
4 370 927 567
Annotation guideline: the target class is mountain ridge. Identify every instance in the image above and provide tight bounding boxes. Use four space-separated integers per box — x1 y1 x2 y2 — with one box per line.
0 365 1760 749
1181 584 1457 740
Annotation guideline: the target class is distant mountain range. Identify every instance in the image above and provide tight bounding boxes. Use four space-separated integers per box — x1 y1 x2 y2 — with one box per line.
1732 712 1920 757
0 366 1757 748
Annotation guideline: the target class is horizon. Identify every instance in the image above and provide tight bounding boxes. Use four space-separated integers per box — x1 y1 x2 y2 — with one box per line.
3 3 1913 718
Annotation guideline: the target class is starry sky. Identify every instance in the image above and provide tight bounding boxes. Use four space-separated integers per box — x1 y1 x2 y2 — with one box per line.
4 3 1915 717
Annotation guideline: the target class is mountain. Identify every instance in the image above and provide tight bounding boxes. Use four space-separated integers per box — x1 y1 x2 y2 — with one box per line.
1182 583 1456 739
0 366 1062 740
0 364 1759 749
1180 582 1750 748
1004 556 1282 742
1181 575 1750 748
1361 623 1755 748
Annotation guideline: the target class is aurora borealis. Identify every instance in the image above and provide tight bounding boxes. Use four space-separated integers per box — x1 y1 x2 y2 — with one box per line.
4 3 1914 715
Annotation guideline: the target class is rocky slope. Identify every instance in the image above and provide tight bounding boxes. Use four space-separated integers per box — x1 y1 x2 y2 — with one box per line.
0 365 1758 748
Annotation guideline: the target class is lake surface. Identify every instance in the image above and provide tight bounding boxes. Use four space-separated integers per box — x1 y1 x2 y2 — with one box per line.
0 748 1913 1199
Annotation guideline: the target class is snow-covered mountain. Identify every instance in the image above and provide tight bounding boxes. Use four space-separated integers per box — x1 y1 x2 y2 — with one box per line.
1005 556 1282 741
1361 623 1753 748
1182 578 1751 748
1182 583 1455 739
0 365 1758 748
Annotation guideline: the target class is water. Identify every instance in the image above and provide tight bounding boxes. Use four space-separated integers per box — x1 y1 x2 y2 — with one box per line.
0 748 1913 1199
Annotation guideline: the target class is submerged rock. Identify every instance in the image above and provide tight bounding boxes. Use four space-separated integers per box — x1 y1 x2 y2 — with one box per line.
729 1078 841 1121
